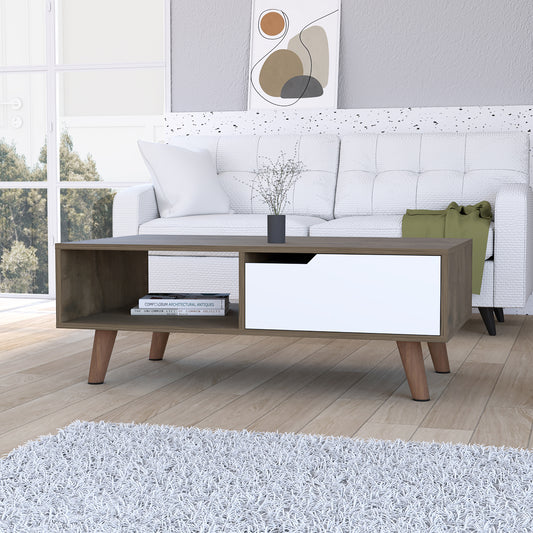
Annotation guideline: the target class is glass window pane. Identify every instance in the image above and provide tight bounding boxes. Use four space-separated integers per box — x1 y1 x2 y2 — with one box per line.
60 188 115 242
58 69 164 182
0 72 47 179
0 188 47 294
57 0 165 64
0 0 46 66
59 69 164 116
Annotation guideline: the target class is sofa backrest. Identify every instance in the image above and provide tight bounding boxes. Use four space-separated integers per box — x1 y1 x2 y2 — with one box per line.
168 134 340 220
335 132 530 217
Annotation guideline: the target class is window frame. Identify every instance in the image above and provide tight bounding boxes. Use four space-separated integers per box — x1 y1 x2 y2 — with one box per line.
0 0 170 297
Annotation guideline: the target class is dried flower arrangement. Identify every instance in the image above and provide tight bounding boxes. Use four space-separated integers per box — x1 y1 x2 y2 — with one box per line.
249 151 306 215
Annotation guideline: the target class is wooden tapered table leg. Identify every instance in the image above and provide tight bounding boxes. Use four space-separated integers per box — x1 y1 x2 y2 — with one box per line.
88 330 117 384
396 341 430 401
149 332 170 361
427 342 450 373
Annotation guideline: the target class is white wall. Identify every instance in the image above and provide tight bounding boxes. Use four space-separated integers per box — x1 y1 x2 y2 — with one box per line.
171 0 533 111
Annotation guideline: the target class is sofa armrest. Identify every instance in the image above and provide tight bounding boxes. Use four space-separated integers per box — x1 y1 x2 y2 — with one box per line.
494 183 533 307
113 184 159 237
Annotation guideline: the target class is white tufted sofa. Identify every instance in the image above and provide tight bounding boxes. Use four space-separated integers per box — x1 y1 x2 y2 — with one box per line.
113 132 533 335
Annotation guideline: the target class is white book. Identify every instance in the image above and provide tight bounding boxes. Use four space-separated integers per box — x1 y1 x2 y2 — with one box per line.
130 306 227 316
139 293 229 309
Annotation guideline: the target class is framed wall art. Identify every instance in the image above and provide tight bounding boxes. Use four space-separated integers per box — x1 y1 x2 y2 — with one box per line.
248 0 341 110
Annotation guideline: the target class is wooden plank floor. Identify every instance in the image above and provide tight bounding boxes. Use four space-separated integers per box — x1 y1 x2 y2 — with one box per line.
0 300 532 456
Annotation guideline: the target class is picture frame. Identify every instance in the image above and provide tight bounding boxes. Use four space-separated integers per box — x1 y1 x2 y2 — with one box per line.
248 0 341 110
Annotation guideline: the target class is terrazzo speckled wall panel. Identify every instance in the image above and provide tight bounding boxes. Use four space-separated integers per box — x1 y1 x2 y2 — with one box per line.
164 105 533 181
171 0 533 111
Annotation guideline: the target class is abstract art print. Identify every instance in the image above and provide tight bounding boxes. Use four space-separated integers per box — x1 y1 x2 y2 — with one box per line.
248 0 341 110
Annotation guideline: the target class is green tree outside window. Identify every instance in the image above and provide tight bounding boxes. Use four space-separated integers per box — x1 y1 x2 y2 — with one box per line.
0 132 115 294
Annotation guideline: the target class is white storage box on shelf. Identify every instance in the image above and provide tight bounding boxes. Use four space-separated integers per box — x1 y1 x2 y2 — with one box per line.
113 132 533 335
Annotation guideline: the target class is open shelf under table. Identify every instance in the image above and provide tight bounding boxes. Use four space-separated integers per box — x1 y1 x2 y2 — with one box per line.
60 304 241 334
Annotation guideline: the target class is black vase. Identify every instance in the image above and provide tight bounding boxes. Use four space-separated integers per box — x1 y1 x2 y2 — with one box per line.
267 214 286 243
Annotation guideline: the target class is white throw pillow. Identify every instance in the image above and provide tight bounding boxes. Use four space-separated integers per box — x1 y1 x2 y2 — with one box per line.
138 140 231 218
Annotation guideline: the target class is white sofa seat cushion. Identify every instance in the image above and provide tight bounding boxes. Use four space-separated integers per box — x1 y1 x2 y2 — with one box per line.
139 214 325 236
310 215 494 260
167 134 339 219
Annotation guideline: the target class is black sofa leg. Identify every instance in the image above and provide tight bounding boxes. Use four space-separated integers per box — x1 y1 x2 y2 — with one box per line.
479 307 496 336
493 308 504 323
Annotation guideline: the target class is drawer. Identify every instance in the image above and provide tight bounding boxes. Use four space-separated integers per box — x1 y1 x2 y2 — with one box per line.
244 254 441 335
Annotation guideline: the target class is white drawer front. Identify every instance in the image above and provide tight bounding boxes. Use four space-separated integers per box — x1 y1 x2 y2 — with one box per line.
245 254 441 335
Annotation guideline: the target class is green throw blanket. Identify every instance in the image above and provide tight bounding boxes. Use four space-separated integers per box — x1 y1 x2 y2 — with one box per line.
402 201 492 294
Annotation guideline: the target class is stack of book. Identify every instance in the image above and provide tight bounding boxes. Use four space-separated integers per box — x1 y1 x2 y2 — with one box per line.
130 293 230 316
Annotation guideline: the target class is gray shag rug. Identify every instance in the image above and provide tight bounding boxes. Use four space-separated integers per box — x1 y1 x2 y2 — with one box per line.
0 421 532 532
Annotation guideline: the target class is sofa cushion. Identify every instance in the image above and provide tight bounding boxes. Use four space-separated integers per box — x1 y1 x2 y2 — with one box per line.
137 141 231 218
309 215 494 260
167 134 340 220
335 132 529 217
139 214 325 237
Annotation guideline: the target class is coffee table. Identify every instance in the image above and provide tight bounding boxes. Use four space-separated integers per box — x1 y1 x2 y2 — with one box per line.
56 235 472 401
